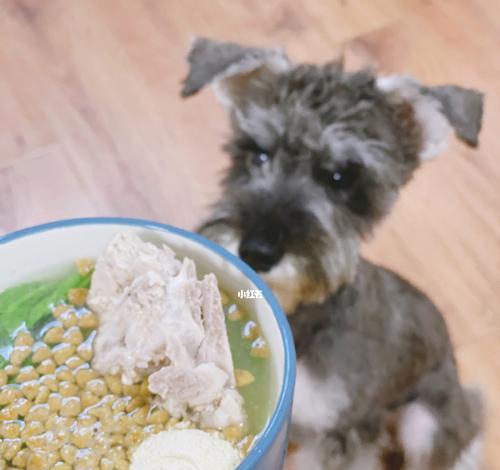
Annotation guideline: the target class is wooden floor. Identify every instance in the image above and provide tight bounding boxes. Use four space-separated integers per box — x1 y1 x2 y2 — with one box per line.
0 0 498 467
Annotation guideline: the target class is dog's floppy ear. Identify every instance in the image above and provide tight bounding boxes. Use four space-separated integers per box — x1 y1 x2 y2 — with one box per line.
423 85 484 147
377 76 484 160
181 37 290 107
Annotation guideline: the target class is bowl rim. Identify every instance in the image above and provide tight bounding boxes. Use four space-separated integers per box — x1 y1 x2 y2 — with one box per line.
0 217 296 469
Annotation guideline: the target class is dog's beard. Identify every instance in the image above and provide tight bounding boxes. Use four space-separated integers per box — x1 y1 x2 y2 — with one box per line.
200 222 359 314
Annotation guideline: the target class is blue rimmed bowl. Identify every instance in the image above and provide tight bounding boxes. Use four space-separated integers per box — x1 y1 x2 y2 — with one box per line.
0 217 296 470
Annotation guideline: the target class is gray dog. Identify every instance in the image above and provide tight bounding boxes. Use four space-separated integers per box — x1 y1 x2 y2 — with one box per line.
182 38 484 470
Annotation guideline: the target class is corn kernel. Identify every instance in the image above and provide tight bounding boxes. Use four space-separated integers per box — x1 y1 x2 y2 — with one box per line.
111 412 130 432
242 320 261 340
52 343 75 365
12 447 31 467
250 337 270 358
67 288 88 307
104 374 122 395
12 397 31 417
0 370 7 387
111 396 130 413
43 326 64 345
47 450 61 465
25 404 49 422
60 444 77 464
20 379 39 400
21 420 45 439
5 364 20 377
147 408 169 425
53 304 72 320
36 358 56 375
86 378 107 397
32 343 52 363
15 330 35 347
0 406 17 423
80 390 100 409
122 383 140 396
78 310 98 329
3 437 22 460
16 365 39 383
76 341 93 362
59 381 79 397
27 449 49 469
26 432 51 450
99 394 115 408
60 309 79 328
75 258 95 276
0 385 21 405
125 396 145 412
235 369 255 387
70 426 94 448
60 397 81 417
34 385 50 404
0 420 23 438
48 393 62 412
65 355 84 369
223 424 245 442
39 374 59 392
48 416 72 432
227 303 245 321
77 414 97 427
124 424 143 447
10 345 32 366
63 327 84 346
55 365 74 383
130 405 148 426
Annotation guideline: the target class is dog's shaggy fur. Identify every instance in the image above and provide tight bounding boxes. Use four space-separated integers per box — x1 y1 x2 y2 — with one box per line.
182 38 484 469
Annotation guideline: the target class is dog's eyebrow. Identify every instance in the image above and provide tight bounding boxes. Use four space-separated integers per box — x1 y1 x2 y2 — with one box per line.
233 134 270 154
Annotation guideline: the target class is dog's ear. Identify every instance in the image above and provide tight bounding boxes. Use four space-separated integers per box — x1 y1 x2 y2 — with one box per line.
181 37 290 107
423 85 484 147
377 76 484 160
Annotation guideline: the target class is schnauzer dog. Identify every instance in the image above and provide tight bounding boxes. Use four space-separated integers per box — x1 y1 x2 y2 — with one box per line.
182 38 484 470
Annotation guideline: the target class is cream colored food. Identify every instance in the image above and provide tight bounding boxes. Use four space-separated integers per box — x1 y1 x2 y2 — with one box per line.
130 429 242 470
88 232 245 429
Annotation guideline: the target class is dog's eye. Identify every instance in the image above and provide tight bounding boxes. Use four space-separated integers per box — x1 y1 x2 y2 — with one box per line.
315 161 362 191
250 152 270 167
331 163 361 190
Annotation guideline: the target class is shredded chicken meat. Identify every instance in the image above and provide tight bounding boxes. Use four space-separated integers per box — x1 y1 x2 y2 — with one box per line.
88 232 245 429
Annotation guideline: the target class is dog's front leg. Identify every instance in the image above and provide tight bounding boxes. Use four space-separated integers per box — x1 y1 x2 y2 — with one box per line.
285 359 385 470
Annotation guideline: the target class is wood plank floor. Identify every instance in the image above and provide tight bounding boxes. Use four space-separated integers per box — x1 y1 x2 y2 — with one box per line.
0 0 498 467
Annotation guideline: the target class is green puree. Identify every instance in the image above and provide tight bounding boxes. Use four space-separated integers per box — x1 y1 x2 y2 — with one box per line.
0 269 272 435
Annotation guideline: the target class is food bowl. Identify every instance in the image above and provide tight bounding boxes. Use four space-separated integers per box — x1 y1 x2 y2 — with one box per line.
0 217 296 470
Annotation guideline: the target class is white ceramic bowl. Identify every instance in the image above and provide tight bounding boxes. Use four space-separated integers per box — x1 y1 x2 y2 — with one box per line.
0 217 296 470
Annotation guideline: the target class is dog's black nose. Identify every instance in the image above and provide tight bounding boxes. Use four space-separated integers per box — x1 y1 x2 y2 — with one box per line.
239 235 284 273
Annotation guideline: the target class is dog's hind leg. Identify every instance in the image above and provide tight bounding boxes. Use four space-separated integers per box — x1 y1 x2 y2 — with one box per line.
399 359 484 470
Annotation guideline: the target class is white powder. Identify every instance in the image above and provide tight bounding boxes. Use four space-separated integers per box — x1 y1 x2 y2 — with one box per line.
130 429 242 470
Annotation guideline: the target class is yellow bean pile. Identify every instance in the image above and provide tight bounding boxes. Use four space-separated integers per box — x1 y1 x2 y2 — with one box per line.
0 286 260 470
0 295 186 470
